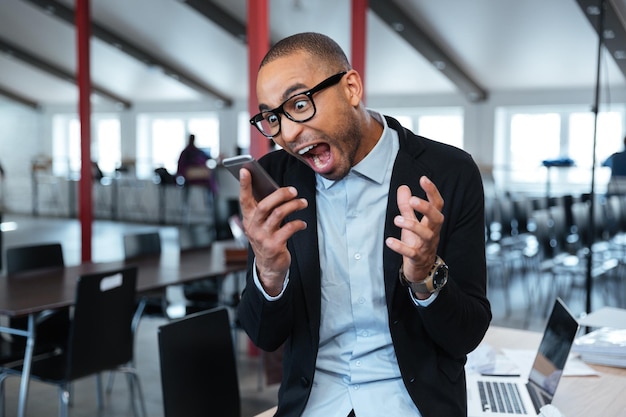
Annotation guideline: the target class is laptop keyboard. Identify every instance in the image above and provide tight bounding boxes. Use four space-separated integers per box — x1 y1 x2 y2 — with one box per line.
478 381 528 414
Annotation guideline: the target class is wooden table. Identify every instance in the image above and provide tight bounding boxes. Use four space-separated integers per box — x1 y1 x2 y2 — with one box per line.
253 325 626 417
0 241 247 417
483 326 626 417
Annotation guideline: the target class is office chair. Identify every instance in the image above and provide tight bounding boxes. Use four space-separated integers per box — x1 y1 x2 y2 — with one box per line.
158 307 240 417
0 266 147 417
123 231 169 319
104 231 168 397
178 224 223 315
0 243 69 366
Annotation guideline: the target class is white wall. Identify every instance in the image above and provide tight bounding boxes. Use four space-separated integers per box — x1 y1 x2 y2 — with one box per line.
0 99 43 213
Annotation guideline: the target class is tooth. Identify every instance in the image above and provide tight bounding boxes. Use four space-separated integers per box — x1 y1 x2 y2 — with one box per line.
312 155 323 168
298 144 316 155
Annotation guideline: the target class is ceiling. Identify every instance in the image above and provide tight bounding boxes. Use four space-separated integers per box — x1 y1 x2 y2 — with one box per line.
0 0 625 110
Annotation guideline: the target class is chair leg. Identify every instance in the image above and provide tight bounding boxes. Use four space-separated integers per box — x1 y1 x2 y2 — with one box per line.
95 373 104 409
105 371 116 395
67 382 74 407
123 369 147 417
0 373 9 417
59 385 70 417
107 297 146 396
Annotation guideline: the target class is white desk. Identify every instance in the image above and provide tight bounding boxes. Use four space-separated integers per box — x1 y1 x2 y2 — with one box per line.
253 325 626 417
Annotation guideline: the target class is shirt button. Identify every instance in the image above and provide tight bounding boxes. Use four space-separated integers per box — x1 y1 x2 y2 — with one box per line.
356 360 362 367
358 297 365 304
354 253 361 260
353 385 360 390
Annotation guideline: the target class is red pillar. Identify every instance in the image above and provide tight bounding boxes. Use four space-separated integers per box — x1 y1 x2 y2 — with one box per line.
351 0 368 104
246 0 270 358
76 0 93 262
247 0 270 159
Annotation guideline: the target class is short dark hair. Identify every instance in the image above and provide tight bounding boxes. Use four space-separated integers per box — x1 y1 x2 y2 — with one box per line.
260 32 351 73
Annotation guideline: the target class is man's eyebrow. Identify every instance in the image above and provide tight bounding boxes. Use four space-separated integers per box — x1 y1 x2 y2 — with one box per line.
258 82 309 112
282 83 307 101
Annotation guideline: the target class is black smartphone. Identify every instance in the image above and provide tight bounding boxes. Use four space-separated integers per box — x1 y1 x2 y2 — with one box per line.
223 155 280 201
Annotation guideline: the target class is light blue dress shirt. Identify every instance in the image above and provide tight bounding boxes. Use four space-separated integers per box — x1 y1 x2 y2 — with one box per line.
302 112 422 417
254 111 433 416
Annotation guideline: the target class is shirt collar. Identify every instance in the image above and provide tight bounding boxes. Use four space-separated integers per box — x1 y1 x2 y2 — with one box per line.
319 110 394 189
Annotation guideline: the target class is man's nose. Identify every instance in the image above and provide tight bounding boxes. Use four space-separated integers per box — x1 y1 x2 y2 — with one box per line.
279 117 304 144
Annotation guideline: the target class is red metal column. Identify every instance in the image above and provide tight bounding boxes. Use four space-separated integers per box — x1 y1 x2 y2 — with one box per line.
246 0 270 358
247 0 270 159
76 0 93 262
351 0 368 104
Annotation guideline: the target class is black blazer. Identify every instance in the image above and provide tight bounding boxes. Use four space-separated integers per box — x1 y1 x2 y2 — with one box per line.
237 116 492 417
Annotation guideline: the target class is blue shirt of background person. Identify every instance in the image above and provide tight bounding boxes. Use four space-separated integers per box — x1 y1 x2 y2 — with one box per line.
603 135 626 178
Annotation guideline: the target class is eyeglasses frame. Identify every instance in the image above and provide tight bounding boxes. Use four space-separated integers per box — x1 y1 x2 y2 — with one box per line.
249 71 348 138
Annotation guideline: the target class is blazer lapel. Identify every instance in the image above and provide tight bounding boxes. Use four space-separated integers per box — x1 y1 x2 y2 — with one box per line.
383 124 431 309
285 162 322 341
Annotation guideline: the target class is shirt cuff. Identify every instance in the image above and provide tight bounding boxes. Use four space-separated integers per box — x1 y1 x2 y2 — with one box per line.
252 257 289 301
406 287 439 307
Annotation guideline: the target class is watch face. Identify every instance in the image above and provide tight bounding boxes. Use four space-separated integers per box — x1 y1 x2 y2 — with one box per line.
433 265 449 288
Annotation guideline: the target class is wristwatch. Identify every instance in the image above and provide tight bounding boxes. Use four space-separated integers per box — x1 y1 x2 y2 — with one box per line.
399 256 449 294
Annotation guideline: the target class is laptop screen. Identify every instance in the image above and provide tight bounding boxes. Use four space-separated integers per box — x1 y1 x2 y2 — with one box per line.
527 298 579 398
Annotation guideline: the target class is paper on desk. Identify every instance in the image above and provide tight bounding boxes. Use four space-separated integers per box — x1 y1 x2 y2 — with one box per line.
578 307 626 329
466 343 521 375
501 348 598 377
466 344 597 377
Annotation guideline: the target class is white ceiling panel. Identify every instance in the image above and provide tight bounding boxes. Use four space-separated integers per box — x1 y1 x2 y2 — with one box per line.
0 0 625 109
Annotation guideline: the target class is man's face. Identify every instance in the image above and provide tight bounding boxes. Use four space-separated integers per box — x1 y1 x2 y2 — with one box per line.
256 53 363 181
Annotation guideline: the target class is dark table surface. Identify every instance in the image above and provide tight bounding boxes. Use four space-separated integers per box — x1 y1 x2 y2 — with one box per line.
0 241 247 317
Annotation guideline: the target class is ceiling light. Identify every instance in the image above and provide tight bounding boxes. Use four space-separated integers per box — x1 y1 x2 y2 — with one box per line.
614 50 626 60
392 22 405 32
586 5 601 15
468 92 482 102
603 29 615 39
433 60 447 70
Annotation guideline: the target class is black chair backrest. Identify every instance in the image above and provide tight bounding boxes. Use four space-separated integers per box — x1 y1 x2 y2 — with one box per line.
178 224 214 250
123 232 161 260
4 242 68 347
67 266 138 380
6 242 64 274
158 307 240 417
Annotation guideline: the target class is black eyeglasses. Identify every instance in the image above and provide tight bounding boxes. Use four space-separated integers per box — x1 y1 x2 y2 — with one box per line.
250 71 347 138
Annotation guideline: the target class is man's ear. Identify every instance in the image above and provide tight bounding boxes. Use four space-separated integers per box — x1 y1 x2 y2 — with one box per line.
344 70 363 106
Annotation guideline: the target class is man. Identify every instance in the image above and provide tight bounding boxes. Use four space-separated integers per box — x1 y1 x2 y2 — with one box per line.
603 135 626 195
237 32 491 417
177 134 214 190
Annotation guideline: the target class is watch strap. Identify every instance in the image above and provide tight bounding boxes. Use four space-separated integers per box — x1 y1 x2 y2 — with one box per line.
399 256 447 294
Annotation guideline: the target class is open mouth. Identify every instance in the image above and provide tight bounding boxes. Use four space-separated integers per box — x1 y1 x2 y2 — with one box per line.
298 143 332 172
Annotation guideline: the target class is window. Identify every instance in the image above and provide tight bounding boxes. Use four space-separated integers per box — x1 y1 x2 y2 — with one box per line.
382 108 464 149
237 111 251 154
509 113 560 184
417 115 463 149
52 115 121 178
496 106 625 195
136 113 219 178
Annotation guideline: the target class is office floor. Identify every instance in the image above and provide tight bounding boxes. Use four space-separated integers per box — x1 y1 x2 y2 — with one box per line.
1 213 623 416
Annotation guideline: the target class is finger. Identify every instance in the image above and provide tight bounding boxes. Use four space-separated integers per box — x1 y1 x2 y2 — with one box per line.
256 193 308 231
238 168 256 213
420 176 444 211
396 184 417 220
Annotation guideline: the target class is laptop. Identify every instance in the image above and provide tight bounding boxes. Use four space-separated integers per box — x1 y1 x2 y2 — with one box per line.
467 298 579 416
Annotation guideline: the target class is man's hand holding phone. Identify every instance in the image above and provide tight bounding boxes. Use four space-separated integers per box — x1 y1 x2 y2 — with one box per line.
224 155 308 296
